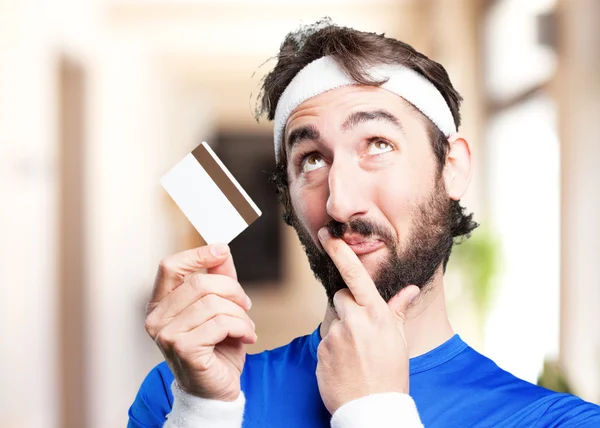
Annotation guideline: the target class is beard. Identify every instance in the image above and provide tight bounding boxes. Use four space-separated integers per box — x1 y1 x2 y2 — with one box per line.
289 177 455 305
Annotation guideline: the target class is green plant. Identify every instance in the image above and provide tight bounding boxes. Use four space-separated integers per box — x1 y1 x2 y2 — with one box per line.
450 225 501 327
536 358 573 394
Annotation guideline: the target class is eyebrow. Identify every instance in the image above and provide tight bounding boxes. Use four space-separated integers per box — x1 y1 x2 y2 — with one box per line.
341 109 405 134
286 124 322 152
285 109 405 154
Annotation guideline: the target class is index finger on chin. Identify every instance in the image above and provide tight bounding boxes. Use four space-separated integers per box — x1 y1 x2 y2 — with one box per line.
318 228 381 307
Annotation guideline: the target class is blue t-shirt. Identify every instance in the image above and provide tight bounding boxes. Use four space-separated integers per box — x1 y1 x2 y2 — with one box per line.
128 327 600 427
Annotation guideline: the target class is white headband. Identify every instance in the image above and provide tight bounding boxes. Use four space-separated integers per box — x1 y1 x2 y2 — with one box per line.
273 56 457 161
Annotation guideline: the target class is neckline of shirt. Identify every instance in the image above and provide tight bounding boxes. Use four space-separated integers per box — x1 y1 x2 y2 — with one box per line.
307 324 468 374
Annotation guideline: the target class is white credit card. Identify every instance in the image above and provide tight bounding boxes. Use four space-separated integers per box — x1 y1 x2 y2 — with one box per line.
160 141 262 245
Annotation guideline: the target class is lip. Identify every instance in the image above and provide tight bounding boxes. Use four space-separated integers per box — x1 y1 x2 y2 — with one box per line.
343 239 385 256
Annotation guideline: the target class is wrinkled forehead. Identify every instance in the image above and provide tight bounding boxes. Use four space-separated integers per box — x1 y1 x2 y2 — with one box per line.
282 86 424 156
285 85 415 126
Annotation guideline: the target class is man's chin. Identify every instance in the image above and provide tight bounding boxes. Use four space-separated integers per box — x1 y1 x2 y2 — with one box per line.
356 250 388 280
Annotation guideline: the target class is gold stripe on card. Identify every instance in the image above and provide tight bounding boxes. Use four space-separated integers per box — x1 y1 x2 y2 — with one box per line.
192 143 260 226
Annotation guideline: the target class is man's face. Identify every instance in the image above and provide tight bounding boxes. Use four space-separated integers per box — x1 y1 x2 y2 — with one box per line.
283 85 455 304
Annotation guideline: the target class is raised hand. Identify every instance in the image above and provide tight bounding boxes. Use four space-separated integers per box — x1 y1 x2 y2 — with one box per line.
145 243 256 402
315 228 420 414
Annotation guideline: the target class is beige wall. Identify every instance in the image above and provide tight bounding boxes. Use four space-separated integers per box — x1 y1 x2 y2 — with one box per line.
0 2 60 426
557 0 600 403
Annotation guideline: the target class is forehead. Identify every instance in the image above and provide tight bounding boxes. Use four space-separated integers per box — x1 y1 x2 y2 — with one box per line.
284 85 425 146
283 85 430 160
285 85 422 137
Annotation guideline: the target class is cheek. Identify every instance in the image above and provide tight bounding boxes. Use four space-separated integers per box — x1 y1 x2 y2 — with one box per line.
375 165 431 240
376 174 411 229
290 181 330 235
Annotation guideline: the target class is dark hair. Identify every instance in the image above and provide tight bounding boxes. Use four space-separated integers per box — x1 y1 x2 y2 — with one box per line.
257 19 478 246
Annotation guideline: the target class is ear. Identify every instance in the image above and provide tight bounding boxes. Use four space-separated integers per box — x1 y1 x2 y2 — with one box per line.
443 133 472 200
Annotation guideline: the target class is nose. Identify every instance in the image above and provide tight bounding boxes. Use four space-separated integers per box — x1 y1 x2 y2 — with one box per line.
326 159 369 223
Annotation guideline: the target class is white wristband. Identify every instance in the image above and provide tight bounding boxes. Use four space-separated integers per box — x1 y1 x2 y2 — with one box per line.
331 393 423 428
164 381 245 428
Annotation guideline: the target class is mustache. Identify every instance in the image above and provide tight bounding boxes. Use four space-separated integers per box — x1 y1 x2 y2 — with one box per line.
326 218 396 246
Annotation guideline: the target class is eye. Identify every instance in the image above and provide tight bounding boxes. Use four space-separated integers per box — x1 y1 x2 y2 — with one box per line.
366 140 394 155
301 153 326 173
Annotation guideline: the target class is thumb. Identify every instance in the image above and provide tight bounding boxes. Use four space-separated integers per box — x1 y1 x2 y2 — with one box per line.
206 243 238 281
388 285 420 324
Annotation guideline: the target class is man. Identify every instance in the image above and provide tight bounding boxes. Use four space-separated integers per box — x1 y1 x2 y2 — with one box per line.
128 21 600 427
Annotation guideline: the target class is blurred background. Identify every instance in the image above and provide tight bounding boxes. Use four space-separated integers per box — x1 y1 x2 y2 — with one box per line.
1 0 599 427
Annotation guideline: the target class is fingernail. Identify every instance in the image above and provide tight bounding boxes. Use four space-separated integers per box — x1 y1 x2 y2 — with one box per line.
250 319 255 329
318 228 331 242
210 243 229 257
246 295 252 310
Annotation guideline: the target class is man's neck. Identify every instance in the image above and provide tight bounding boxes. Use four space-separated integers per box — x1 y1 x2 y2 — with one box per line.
319 274 454 359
